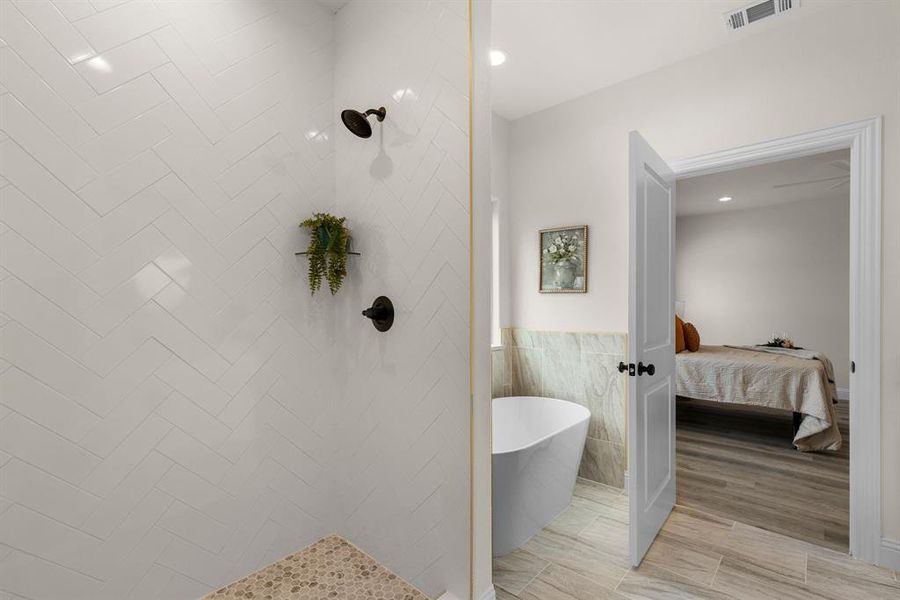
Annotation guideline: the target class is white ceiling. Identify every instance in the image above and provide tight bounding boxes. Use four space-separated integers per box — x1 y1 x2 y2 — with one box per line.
676 149 851 217
491 0 843 120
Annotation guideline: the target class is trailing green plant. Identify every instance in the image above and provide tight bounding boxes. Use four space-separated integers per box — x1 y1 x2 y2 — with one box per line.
299 213 350 295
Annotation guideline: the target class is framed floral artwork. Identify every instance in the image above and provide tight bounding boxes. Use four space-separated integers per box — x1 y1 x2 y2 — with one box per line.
539 225 588 293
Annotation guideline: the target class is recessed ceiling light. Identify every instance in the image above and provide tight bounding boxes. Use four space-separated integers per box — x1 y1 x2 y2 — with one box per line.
490 49 507 67
718 196 733 202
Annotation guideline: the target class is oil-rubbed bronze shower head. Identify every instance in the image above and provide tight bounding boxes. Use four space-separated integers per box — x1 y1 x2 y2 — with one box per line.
340 106 386 139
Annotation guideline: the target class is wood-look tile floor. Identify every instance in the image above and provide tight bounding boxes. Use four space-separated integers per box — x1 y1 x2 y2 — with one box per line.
676 397 850 551
492 479 899 600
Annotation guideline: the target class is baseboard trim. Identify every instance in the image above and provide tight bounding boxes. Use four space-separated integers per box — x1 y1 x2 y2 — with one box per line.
836 387 850 401
880 538 900 570
476 585 496 600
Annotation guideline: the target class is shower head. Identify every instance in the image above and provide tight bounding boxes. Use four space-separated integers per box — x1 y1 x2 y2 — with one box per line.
341 107 386 139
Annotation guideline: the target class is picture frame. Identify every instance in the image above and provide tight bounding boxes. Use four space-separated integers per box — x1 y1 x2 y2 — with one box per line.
539 225 588 293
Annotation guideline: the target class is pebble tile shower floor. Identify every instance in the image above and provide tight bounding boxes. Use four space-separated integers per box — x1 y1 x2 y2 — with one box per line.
203 535 428 600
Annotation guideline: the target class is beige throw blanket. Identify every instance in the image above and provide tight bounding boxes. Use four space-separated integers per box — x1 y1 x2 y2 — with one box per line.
676 345 842 451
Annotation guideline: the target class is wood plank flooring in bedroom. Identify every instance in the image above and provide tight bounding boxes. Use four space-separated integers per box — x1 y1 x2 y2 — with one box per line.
676 396 850 552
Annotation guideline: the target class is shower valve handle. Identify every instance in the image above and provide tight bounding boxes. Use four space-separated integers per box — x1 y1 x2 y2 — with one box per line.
362 296 394 332
362 305 388 320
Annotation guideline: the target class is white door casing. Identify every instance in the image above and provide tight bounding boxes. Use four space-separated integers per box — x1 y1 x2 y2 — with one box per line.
628 131 677 567
668 117 882 566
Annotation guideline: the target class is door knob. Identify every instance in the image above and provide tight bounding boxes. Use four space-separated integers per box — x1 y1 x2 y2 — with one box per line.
618 362 636 376
637 361 655 376
362 296 394 332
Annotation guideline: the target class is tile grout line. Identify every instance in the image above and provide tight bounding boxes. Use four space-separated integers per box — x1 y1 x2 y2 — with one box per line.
709 556 724 588
612 567 629 591
576 514 600 536
515 561 550 597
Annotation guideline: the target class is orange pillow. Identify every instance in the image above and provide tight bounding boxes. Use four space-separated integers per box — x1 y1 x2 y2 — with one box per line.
675 315 685 354
683 322 700 352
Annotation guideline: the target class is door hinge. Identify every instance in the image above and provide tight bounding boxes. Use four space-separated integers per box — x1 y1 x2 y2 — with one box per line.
851 360 856 374
618 362 636 377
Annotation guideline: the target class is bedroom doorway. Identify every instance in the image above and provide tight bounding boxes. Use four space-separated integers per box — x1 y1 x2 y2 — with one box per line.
627 117 882 568
673 148 851 550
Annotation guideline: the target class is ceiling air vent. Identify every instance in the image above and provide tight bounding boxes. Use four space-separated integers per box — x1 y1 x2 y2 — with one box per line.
725 0 798 30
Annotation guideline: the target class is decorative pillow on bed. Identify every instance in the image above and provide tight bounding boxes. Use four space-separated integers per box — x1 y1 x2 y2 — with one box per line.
683 322 700 352
675 315 686 353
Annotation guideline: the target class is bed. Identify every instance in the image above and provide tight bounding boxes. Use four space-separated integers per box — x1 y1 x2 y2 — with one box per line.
675 345 842 451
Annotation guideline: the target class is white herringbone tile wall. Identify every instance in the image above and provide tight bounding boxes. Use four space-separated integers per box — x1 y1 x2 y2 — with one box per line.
0 0 474 598
0 1 345 598
334 2 471 598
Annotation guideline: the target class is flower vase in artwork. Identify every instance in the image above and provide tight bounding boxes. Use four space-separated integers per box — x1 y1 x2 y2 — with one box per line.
554 262 576 288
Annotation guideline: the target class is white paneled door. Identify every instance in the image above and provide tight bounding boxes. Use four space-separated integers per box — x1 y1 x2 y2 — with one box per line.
627 131 676 566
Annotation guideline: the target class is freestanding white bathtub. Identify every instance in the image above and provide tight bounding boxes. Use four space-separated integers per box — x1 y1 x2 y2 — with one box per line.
492 396 591 557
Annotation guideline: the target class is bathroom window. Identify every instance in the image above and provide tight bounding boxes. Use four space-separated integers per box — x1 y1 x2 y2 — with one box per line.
491 196 501 347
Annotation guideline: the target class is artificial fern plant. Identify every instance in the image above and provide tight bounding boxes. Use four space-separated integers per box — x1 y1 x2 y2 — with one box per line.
299 213 350 295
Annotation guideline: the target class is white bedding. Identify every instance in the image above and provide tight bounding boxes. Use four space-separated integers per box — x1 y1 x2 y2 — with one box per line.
676 345 842 451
